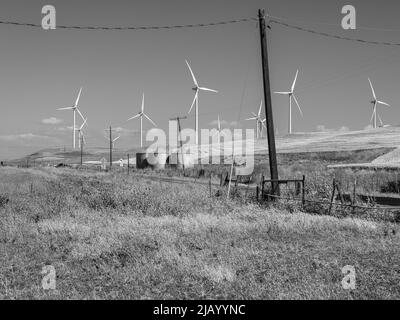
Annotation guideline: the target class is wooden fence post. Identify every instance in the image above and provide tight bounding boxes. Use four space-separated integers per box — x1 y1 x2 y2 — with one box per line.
209 174 212 198
302 175 306 207
256 185 259 202
127 154 130 175
328 178 336 215
261 175 265 201
352 178 357 214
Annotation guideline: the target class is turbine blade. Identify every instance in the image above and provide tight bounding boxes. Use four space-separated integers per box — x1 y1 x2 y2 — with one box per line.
245 117 257 121
76 108 85 121
188 91 198 114
80 118 88 130
274 91 291 95
292 94 303 117
127 114 141 121
377 113 384 126
199 87 218 93
368 78 376 100
377 100 390 107
261 120 267 129
144 113 157 127
75 87 83 106
57 106 73 110
113 136 120 142
141 93 145 113
258 101 263 117
291 69 299 92
185 60 198 87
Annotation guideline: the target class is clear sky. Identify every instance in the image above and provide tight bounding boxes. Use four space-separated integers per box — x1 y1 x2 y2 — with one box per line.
1 0 400 159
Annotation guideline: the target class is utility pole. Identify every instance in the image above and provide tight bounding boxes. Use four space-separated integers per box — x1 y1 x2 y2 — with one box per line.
80 134 83 166
258 8 280 196
109 126 113 170
170 116 187 170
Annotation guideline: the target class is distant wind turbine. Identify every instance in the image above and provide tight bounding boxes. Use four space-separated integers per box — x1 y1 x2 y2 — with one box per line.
274 70 303 134
213 115 227 142
57 87 85 149
127 93 157 148
245 101 266 139
111 136 120 148
368 78 390 129
186 60 218 145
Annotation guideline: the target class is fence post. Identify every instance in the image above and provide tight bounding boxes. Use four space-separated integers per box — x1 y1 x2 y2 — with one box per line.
256 185 259 202
261 175 265 201
336 182 345 204
352 178 357 214
302 175 306 207
328 178 336 215
127 154 130 175
209 174 212 198
227 161 235 200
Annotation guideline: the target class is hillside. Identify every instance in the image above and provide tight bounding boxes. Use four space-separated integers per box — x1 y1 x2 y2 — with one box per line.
10 126 400 166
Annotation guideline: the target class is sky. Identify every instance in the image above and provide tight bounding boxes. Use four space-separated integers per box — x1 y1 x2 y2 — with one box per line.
1 0 400 159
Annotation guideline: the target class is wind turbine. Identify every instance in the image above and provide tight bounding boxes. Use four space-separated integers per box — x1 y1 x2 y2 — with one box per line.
245 101 266 139
213 115 226 142
127 93 157 148
368 78 390 129
186 60 218 145
274 70 303 134
57 87 85 149
77 117 88 149
111 136 120 148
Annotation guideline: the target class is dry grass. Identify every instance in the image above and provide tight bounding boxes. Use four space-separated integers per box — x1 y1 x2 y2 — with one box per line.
0 166 399 300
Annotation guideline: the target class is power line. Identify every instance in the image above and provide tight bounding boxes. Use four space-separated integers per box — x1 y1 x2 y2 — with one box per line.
0 17 257 30
2 13 400 48
268 14 400 32
268 17 400 47
2 13 400 47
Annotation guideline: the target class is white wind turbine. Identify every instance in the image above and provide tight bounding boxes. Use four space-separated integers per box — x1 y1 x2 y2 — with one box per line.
111 136 120 148
77 117 88 149
57 87 85 149
368 78 390 129
213 115 226 142
127 93 157 148
245 101 266 139
274 70 303 134
186 60 218 145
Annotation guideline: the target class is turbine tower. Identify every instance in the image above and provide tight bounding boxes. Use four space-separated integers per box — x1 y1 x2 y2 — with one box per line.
274 70 303 134
127 93 157 148
368 78 390 129
245 101 266 139
57 87 85 149
77 117 88 149
186 60 218 145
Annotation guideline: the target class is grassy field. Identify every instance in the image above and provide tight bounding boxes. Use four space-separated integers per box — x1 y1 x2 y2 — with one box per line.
0 166 399 299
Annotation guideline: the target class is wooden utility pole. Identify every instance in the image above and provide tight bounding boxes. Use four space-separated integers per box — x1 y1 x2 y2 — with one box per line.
109 126 113 170
258 8 280 196
80 135 83 166
170 116 187 170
